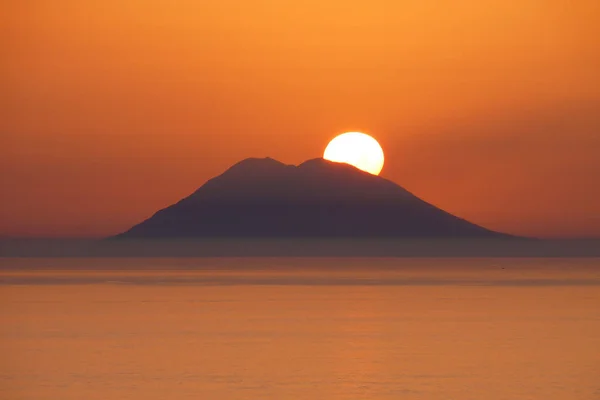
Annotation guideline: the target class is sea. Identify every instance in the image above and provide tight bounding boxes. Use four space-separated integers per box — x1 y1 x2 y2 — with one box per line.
1 252 599 399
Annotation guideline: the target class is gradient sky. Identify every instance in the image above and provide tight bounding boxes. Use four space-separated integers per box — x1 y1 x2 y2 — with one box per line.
2 0 599 238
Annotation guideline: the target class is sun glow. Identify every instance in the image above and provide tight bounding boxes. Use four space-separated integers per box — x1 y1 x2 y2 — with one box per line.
323 132 384 175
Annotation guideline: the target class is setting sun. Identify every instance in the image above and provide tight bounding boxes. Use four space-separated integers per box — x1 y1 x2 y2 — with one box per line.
323 132 385 175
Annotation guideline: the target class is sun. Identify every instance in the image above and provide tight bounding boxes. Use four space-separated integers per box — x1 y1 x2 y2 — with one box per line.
323 132 384 175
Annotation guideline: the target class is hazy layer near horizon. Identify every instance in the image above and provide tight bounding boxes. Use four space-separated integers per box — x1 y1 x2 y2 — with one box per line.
2 238 600 258
1 257 599 400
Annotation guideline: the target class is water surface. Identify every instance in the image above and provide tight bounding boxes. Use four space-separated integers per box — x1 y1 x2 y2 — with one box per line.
1 257 599 399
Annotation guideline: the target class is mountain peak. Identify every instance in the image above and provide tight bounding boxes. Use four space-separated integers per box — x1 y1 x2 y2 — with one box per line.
298 157 330 168
298 157 361 172
227 156 287 170
220 157 291 177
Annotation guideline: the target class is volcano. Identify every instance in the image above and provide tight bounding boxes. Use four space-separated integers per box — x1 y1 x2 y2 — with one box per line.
115 157 510 238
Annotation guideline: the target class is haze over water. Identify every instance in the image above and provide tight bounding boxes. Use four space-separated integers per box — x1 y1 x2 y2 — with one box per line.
1 257 599 400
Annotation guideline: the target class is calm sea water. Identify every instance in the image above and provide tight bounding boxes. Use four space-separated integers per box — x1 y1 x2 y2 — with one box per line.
1 257 599 400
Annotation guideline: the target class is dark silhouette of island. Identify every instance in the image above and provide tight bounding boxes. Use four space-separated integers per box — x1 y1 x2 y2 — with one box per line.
115 157 511 239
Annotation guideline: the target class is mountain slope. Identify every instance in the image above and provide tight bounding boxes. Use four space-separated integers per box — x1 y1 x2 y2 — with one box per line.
115 157 509 238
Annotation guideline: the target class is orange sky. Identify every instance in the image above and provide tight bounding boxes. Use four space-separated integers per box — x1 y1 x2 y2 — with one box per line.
2 0 599 238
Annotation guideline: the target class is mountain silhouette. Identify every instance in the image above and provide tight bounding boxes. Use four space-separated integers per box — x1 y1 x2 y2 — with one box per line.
115 157 509 238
